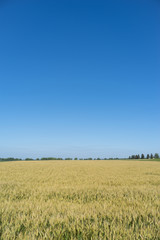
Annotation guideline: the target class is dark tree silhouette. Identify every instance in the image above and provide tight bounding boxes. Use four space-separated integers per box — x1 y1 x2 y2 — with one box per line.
154 153 159 159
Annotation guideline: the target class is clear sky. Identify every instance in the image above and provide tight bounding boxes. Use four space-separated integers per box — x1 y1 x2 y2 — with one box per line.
0 0 159 159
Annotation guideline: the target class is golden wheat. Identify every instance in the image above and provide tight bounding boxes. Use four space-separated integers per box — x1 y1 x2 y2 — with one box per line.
0 160 160 239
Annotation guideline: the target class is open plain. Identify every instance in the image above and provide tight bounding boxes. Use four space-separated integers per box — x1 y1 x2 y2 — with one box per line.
0 160 160 239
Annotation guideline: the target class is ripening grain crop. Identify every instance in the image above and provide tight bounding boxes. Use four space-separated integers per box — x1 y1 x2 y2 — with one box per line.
0 160 160 239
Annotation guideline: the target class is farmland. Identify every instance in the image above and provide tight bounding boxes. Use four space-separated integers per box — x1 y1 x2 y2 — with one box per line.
0 160 160 239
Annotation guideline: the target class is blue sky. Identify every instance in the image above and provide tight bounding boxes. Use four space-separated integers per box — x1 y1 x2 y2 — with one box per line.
0 0 159 158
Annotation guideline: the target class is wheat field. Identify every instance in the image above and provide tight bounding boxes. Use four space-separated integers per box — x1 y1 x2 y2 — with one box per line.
0 160 160 239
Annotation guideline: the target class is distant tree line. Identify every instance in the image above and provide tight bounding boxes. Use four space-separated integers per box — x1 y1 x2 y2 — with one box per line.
128 153 159 159
0 157 120 161
0 158 22 162
0 154 159 162
0 157 121 161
